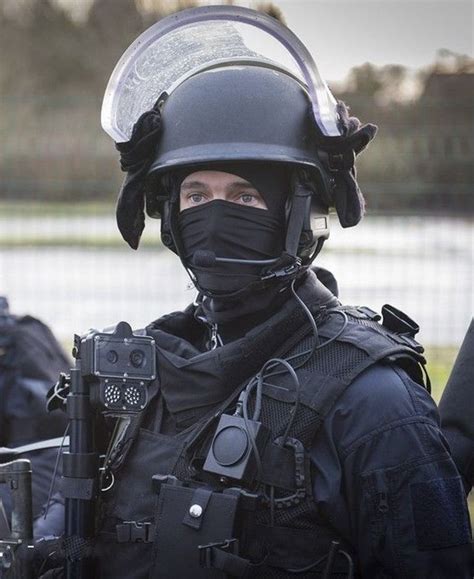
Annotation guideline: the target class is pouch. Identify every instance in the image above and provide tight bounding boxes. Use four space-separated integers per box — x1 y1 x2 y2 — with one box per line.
150 480 240 578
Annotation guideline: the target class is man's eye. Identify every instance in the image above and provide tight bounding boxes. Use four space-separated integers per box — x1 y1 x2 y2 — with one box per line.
189 193 205 204
240 193 256 204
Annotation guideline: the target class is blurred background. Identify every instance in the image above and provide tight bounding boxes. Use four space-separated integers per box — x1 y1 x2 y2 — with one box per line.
0 0 472 402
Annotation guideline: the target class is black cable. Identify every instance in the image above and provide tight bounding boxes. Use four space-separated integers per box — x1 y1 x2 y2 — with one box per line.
286 553 329 574
291 279 319 347
240 355 301 489
238 288 349 495
313 310 349 351
264 309 349 381
253 371 264 422
259 358 300 391
242 381 264 483
283 280 320 373
260 357 301 444
259 279 321 381
339 550 354 579
307 236 325 266
286 543 354 577
43 422 70 519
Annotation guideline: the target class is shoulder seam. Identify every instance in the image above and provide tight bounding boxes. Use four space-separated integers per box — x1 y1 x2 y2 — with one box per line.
340 415 438 459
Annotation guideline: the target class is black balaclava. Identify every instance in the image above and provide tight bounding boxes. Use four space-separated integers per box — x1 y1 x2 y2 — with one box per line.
176 162 290 296
174 162 293 332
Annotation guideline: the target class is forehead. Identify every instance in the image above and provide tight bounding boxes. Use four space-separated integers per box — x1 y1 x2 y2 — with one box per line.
180 170 254 188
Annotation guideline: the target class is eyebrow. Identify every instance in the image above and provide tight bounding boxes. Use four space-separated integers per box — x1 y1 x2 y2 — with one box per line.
180 180 209 190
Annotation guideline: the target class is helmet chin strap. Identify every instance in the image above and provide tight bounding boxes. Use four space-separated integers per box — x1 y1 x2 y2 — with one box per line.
261 170 322 282
286 172 313 257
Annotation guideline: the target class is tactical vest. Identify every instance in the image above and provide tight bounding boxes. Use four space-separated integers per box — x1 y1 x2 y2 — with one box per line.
93 305 427 579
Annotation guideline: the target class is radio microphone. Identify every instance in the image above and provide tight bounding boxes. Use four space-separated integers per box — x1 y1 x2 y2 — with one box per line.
193 250 279 268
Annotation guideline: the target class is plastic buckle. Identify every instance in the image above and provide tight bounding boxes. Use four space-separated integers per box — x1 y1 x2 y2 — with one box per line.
261 259 302 281
198 539 238 568
328 149 355 171
116 521 153 543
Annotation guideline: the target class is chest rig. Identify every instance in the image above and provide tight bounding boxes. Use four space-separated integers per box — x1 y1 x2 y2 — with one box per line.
94 301 427 579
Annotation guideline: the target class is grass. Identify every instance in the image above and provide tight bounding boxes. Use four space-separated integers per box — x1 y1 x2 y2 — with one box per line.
424 346 459 404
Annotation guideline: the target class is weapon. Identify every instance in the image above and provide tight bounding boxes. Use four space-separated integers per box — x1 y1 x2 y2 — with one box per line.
439 319 474 492
0 460 33 579
61 322 156 579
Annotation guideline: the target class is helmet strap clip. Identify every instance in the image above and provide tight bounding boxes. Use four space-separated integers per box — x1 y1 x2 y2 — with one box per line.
284 172 313 259
260 255 303 281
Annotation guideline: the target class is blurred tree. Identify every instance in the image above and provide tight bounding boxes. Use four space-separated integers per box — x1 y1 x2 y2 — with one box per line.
0 0 472 211
379 64 408 102
346 62 383 99
83 0 145 88
0 0 94 101
435 48 474 73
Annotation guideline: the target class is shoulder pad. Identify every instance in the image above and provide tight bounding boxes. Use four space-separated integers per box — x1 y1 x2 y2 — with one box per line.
340 305 425 355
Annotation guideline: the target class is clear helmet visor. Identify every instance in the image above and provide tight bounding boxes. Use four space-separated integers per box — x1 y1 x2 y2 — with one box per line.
101 5 341 143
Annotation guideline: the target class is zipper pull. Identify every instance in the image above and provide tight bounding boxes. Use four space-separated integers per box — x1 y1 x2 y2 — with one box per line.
377 492 389 514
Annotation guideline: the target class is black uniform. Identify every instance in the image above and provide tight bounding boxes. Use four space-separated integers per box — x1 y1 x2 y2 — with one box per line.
84 272 472 578
51 7 471 576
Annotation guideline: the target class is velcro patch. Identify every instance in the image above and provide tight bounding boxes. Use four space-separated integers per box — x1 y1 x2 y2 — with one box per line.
410 477 471 550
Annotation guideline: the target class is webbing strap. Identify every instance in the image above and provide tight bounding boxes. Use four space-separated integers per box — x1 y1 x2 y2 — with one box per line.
285 179 312 258
199 541 253 578
61 476 97 500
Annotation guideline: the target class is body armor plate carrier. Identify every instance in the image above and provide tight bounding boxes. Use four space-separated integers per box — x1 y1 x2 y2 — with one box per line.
93 304 427 579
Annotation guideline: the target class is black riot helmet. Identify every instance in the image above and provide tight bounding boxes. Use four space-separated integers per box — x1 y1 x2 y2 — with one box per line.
102 6 377 295
145 64 332 267
147 65 325 175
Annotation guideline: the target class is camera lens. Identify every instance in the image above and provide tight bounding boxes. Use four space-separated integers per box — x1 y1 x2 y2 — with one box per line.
130 349 145 368
106 350 119 364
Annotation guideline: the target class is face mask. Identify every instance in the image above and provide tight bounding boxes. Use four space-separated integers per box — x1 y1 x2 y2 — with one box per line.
178 200 284 294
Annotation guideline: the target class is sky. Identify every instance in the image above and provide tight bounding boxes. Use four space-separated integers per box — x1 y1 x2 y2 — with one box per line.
56 0 473 82
248 0 473 82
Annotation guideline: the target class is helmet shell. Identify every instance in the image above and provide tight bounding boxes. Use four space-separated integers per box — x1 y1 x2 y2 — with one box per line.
148 65 326 176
